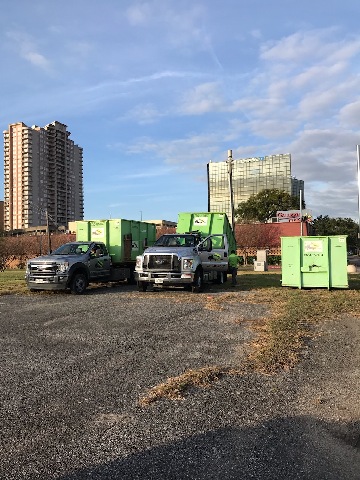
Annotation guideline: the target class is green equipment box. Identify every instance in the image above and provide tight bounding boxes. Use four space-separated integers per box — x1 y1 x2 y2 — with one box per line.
76 219 156 264
177 212 236 252
281 235 348 289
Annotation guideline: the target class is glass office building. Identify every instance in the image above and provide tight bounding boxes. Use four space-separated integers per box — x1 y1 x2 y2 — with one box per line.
207 152 304 223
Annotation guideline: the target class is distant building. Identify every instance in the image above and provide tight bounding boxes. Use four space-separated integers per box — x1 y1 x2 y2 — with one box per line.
3 121 83 232
144 219 177 229
0 200 4 232
207 151 304 224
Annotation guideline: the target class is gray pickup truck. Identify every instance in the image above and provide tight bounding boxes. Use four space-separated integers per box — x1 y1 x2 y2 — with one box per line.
25 241 112 294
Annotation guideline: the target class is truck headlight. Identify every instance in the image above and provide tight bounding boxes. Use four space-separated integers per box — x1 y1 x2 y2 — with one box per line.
183 258 194 269
135 256 142 269
58 262 69 273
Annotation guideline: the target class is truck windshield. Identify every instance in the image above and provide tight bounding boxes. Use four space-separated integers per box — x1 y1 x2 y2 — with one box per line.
52 243 91 255
154 235 196 247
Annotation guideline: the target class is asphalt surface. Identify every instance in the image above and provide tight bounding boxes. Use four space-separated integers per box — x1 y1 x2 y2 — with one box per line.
0 285 359 479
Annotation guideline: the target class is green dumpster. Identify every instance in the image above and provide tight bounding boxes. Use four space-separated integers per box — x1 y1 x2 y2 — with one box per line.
281 236 348 289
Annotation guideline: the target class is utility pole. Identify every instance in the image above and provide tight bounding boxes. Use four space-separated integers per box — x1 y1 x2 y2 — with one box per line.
46 209 52 254
300 189 303 236
227 149 235 230
357 145 360 254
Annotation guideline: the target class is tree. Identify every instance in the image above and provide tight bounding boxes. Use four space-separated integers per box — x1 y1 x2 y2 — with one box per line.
156 225 176 239
235 189 303 223
312 215 359 252
0 233 76 270
235 223 279 265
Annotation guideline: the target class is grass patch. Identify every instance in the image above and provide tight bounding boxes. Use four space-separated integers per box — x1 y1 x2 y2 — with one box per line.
140 273 360 404
242 286 360 374
0 269 28 295
139 366 229 405
238 271 282 290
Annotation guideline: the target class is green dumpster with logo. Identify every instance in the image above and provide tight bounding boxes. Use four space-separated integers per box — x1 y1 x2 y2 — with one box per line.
281 236 348 289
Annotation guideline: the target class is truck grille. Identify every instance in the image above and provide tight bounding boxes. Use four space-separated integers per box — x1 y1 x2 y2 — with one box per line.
28 262 58 276
144 254 180 271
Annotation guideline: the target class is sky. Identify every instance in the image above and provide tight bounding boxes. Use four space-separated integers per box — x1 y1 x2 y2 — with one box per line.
1 0 360 223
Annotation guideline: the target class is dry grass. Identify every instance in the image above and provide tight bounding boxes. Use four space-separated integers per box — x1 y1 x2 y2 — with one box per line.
139 366 231 405
2 269 360 403
246 287 360 374
139 273 360 404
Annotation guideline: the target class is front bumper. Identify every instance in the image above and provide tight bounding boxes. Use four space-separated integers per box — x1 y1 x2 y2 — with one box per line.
26 274 70 291
135 271 195 286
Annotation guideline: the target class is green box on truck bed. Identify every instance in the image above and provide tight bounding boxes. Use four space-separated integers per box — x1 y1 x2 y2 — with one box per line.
76 219 156 264
176 212 236 252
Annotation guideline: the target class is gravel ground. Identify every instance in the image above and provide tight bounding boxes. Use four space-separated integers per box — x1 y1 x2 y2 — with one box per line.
0 285 359 479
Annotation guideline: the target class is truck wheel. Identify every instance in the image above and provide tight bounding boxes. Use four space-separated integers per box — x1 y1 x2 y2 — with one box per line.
128 269 136 285
70 273 87 294
192 269 203 293
137 281 148 292
216 272 227 284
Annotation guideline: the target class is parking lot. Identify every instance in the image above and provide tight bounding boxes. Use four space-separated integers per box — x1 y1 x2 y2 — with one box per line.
1 286 359 479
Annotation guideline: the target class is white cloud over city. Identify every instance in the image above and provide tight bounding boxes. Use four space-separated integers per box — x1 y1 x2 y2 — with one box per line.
1 0 360 221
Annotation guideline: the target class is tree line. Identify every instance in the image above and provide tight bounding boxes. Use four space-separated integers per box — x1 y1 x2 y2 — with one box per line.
0 233 76 271
1 188 358 270
235 188 359 253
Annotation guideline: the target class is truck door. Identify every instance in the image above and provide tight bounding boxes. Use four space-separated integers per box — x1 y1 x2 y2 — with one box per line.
89 244 111 279
199 234 228 272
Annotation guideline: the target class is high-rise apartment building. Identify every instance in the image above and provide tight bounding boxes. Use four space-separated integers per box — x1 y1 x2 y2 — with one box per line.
0 200 4 232
3 121 83 231
207 151 304 224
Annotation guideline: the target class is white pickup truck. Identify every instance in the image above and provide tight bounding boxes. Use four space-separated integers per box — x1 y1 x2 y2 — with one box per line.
134 232 230 292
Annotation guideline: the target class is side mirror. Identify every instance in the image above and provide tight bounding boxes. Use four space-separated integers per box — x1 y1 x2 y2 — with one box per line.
198 239 212 252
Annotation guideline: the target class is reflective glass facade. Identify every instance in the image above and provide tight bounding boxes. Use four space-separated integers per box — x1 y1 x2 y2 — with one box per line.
207 153 304 221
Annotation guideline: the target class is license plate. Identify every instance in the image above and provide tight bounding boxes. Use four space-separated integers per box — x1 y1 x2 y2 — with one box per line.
155 278 164 284
35 279 45 283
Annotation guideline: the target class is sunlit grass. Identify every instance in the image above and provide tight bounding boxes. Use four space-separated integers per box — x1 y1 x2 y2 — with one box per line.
246 287 360 374
140 272 360 404
139 366 229 405
0 269 28 295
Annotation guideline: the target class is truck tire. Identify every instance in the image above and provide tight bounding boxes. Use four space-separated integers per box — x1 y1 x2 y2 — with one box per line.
128 268 136 285
192 269 203 293
137 281 148 292
216 271 227 284
70 273 87 294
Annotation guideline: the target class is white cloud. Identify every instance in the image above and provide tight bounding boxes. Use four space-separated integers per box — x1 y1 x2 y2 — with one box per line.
121 103 165 124
3 3 360 221
339 101 360 127
179 82 225 115
125 1 222 67
6 30 52 72
122 133 221 170
125 2 155 26
260 29 339 63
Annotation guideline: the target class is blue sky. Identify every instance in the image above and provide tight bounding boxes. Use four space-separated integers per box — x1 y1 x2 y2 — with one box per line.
1 0 360 222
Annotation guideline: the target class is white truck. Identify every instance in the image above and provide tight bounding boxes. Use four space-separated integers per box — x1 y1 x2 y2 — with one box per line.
135 212 236 292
